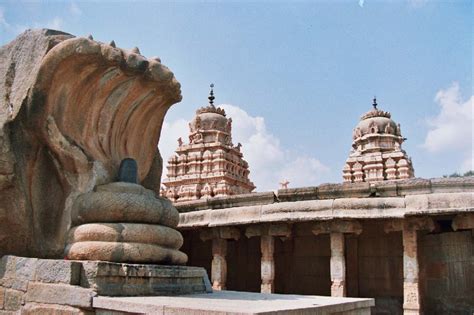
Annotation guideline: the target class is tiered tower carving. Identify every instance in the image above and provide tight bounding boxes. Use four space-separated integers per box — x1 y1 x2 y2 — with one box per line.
163 85 255 202
343 98 414 183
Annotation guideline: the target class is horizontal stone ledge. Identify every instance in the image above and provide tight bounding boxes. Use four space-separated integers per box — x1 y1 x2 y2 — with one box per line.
25 282 96 309
176 177 474 211
175 191 276 213
82 261 208 278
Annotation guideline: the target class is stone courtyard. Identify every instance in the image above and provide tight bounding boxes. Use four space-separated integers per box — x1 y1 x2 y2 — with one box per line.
0 28 472 315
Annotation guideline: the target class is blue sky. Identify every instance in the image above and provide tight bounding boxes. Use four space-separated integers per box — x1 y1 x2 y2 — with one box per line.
1 0 472 191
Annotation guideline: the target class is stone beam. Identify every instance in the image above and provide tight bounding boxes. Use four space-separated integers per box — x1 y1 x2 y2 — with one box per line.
199 227 240 242
452 213 474 231
311 220 362 236
384 217 435 233
245 224 292 239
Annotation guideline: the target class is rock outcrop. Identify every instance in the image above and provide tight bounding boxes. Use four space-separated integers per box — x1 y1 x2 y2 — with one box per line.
0 29 182 260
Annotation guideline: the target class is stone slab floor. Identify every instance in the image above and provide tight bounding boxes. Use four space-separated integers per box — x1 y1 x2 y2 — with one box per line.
94 290 374 315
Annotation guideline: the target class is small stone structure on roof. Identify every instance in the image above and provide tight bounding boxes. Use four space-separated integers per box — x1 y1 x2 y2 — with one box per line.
343 98 415 183
163 85 255 202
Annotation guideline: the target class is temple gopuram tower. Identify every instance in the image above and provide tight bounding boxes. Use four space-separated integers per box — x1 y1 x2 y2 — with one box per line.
163 85 255 202
343 98 415 183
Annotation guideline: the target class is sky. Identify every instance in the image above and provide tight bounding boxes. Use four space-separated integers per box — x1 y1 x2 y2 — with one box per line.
0 0 472 191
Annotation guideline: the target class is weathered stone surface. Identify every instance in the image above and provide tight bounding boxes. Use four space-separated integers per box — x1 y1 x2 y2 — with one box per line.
66 242 187 265
0 29 182 259
93 292 375 315
68 223 183 249
0 287 4 309
199 227 240 242
35 259 81 285
66 182 186 264
71 190 179 228
22 303 94 315
452 213 474 230
25 282 96 309
0 256 37 291
80 261 211 296
94 182 155 197
3 289 23 311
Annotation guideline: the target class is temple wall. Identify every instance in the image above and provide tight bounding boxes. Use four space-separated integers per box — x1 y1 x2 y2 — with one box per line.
347 221 403 315
274 223 331 295
420 230 474 315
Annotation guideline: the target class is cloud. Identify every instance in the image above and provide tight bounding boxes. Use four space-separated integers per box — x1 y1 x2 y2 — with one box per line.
159 104 330 192
70 2 82 16
358 0 364 8
45 17 63 30
422 82 473 172
0 7 11 30
159 118 189 170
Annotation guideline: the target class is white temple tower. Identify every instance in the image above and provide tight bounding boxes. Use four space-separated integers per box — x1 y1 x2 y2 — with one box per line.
163 85 255 202
343 98 415 183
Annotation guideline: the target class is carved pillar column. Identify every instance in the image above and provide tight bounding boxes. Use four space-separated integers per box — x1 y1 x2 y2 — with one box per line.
312 220 362 297
200 227 240 291
211 238 228 290
260 235 275 293
246 223 292 294
402 229 420 315
384 217 434 315
330 232 346 297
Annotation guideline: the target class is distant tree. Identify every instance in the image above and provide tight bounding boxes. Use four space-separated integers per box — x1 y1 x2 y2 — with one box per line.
443 170 474 178
463 170 474 177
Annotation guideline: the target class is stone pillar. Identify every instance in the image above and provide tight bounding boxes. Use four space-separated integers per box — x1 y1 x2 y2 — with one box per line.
312 220 362 297
384 218 434 315
200 227 240 291
402 229 420 315
260 235 275 293
211 238 228 290
330 232 346 297
246 223 292 294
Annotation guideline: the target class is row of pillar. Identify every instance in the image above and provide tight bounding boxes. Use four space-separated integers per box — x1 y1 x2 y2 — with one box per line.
198 214 473 315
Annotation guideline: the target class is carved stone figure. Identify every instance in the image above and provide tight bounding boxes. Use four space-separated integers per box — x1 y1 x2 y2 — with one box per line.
0 29 184 262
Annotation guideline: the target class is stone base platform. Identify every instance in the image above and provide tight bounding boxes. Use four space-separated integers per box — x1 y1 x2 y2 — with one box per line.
0 256 211 314
94 291 374 314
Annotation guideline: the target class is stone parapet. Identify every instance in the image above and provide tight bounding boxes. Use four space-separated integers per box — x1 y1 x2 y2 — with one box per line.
175 177 473 212
179 190 473 228
177 191 276 213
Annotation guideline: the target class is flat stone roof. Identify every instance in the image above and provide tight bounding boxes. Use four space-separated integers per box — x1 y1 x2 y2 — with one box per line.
177 177 474 228
94 290 374 314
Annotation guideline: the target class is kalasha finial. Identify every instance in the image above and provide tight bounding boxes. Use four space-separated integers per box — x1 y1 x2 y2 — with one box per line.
208 83 215 106
372 96 378 109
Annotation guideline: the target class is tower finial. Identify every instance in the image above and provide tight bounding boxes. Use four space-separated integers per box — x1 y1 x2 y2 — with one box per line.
208 83 215 106
372 96 377 109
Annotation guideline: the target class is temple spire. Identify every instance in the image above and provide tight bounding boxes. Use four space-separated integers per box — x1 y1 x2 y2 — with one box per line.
372 96 377 110
208 83 215 106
